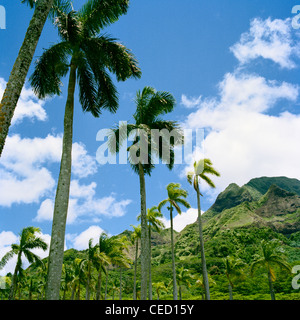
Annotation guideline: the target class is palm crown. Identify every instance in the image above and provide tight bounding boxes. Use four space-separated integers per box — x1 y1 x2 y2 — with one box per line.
109 86 183 175
30 0 141 116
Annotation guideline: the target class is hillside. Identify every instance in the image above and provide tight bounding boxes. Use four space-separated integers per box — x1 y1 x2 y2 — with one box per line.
14 176 300 300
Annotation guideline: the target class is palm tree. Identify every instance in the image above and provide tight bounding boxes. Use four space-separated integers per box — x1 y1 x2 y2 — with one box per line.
108 86 182 299
153 281 168 300
186 158 220 300
224 256 245 300
95 233 111 300
131 224 141 300
82 238 99 300
30 1 141 300
0 226 48 300
70 258 85 300
158 183 191 300
0 0 71 156
250 239 291 300
177 267 193 300
138 206 165 300
194 273 216 300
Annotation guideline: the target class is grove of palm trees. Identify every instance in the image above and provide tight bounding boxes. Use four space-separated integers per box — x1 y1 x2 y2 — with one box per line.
0 0 299 304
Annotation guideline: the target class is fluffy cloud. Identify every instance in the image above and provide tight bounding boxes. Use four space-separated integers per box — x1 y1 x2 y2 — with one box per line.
182 70 300 195
161 208 199 232
66 226 106 250
35 180 132 224
0 134 98 207
0 78 47 125
0 230 51 276
230 18 300 69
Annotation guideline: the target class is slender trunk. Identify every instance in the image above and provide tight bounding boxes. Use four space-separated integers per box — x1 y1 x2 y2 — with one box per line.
138 162 148 300
133 239 138 300
119 268 122 300
96 269 102 300
46 63 77 300
169 206 178 300
85 263 91 300
268 268 276 300
105 274 108 300
0 0 54 156
196 190 210 300
148 226 152 300
9 251 22 300
228 283 233 300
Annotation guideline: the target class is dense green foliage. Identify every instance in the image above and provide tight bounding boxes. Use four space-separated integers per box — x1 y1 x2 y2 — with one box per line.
1 177 299 300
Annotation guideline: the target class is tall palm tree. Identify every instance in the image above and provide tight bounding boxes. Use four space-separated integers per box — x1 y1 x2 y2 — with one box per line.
158 183 191 300
250 239 291 300
177 267 193 300
131 224 141 300
186 158 220 300
138 206 165 300
95 233 111 300
30 1 141 300
0 0 71 156
82 238 99 300
153 281 168 300
224 256 245 300
108 86 182 299
70 258 85 300
0 226 48 300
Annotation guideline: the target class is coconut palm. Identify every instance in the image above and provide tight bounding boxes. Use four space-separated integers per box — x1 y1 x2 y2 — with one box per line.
194 273 216 300
224 256 245 300
158 183 191 300
177 267 193 300
0 0 71 156
138 206 165 300
70 258 86 300
30 1 141 300
95 233 112 300
153 281 168 300
186 158 220 300
250 239 291 300
0 226 48 300
82 238 99 300
108 86 182 299
131 224 141 300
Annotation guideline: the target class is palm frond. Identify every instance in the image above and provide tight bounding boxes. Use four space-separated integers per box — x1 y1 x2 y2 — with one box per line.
80 0 129 36
30 41 71 98
0 250 15 270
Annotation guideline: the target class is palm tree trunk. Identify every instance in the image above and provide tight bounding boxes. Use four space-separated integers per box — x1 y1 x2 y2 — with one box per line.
228 283 233 300
267 268 276 300
169 205 178 300
85 264 91 300
133 239 138 300
105 274 108 300
9 252 22 300
138 162 149 300
96 269 102 300
46 62 77 300
196 190 210 300
148 226 152 300
0 0 54 156
119 268 122 300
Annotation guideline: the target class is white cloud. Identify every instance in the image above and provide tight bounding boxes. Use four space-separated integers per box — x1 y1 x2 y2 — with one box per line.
0 134 98 207
35 180 132 224
0 230 51 276
67 226 106 250
0 78 47 125
230 17 300 69
182 71 300 195
181 94 202 109
162 208 199 232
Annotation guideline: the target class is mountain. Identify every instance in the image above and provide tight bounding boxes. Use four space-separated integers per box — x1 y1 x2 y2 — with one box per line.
202 176 300 236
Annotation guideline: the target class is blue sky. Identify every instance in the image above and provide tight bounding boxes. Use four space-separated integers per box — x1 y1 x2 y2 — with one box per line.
1 1 300 273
